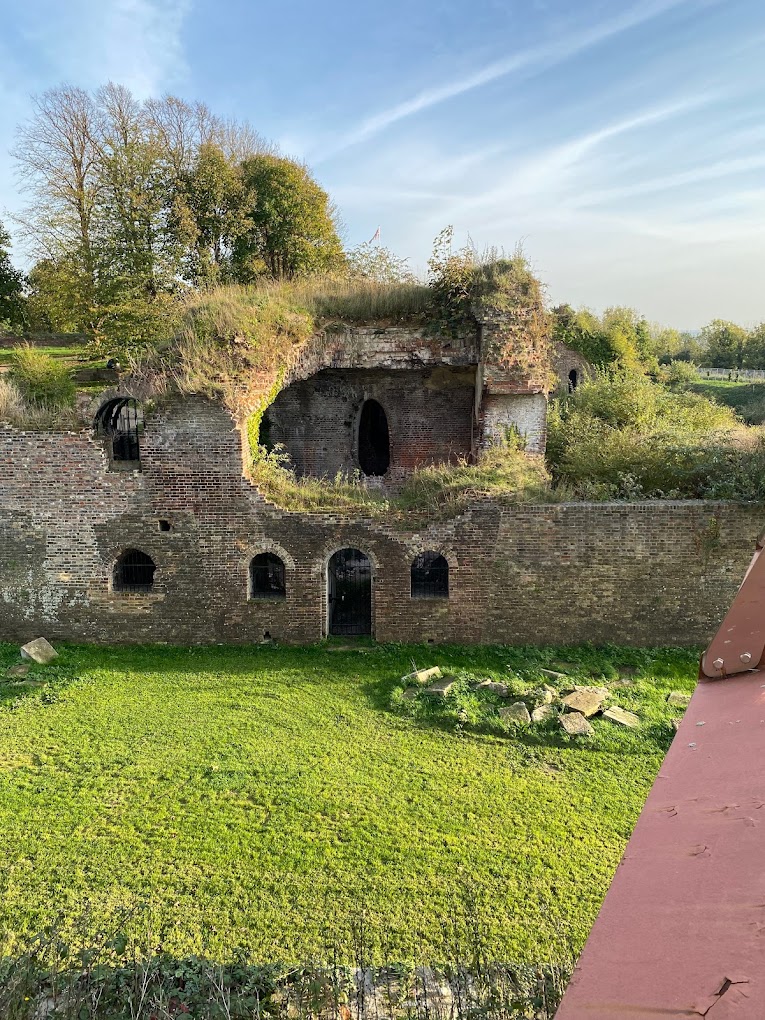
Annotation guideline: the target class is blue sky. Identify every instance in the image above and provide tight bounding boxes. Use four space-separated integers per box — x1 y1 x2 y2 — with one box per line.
1 0 764 328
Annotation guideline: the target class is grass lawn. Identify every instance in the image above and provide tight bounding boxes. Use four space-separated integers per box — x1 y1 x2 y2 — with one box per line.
690 377 765 424
0 641 697 967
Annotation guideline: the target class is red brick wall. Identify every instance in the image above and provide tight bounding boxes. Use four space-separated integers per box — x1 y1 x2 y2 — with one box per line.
0 400 761 648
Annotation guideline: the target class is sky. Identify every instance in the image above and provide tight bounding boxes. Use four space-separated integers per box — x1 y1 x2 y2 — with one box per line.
0 0 764 328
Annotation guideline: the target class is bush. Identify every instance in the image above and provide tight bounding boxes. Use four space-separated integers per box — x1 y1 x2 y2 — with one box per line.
659 359 699 389
546 368 763 499
8 344 76 408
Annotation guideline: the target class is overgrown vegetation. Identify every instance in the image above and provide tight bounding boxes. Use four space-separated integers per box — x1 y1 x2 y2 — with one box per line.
547 369 765 500
0 346 78 428
250 442 552 516
0 641 696 975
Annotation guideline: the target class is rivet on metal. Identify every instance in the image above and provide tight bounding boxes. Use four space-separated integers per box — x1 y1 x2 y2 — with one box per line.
740 652 752 664
713 658 724 670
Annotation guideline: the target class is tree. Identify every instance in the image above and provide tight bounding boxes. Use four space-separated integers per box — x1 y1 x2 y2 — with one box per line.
346 241 415 283
698 319 748 369
232 155 344 280
0 219 25 330
743 323 765 370
177 142 252 285
12 85 102 325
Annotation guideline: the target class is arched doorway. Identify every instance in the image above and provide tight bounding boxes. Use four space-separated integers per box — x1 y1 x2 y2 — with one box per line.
568 369 579 393
328 548 372 636
358 399 390 476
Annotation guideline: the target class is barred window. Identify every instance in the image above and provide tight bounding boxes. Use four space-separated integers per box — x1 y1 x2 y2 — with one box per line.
250 553 286 598
411 552 449 599
95 398 144 465
113 549 155 592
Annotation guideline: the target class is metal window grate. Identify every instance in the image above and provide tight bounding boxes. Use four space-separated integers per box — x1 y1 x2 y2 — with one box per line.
411 552 449 599
328 548 372 636
114 549 155 592
94 397 144 465
250 553 286 598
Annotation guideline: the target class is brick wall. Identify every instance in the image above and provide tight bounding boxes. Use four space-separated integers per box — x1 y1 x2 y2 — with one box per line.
0 400 761 648
266 367 476 478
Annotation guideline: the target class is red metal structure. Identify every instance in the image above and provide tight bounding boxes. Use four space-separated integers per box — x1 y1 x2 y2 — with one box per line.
556 535 765 1018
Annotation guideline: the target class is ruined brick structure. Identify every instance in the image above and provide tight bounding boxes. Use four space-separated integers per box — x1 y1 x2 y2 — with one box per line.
0 394 761 647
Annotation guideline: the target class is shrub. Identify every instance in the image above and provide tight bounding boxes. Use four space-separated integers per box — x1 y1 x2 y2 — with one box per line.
546 368 759 499
8 344 76 409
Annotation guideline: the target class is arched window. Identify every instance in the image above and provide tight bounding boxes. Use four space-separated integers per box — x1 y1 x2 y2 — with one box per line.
358 399 390 476
95 398 144 465
250 553 286 598
411 552 449 599
113 549 155 592
568 369 579 393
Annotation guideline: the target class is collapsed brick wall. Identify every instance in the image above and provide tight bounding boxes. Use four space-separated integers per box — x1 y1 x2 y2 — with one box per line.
0 399 761 648
265 367 476 478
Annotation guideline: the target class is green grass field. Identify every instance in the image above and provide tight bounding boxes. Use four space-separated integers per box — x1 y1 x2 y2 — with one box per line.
0 641 697 967
690 377 765 424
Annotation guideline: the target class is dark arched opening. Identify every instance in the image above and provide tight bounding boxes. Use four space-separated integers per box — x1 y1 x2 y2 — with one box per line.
358 399 390 476
568 369 579 393
411 552 449 599
113 549 155 592
250 552 286 598
328 548 372 636
95 398 143 465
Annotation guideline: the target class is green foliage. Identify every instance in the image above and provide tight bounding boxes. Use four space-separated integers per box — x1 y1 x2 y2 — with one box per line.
552 305 652 370
0 219 25 330
0 640 697 966
8 344 76 409
688 378 765 425
698 319 748 369
250 441 553 516
232 155 345 280
659 359 699 389
426 226 479 335
546 369 761 499
346 241 417 284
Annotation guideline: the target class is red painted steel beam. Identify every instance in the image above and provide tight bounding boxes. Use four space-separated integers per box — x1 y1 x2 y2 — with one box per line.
556 669 765 1018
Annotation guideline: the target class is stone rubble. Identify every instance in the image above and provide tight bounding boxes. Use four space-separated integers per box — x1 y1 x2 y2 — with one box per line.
561 686 608 717
602 706 640 728
559 712 594 737
20 638 58 665
667 691 691 708
500 702 532 724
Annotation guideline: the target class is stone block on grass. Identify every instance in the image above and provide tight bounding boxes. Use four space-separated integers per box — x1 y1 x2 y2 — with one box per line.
20 638 58 665
500 702 531 725
560 712 594 737
561 687 608 717
602 706 640 728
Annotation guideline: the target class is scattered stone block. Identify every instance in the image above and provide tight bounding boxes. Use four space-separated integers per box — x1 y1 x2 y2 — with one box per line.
667 691 691 708
561 687 608 717
476 680 510 697
537 687 554 705
6 663 30 678
550 661 579 673
603 706 640 728
671 718 682 732
402 687 419 700
20 638 58 665
423 676 456 697
531 704 555 723
403 666 442 686
560 712 594 737
500 702 531 724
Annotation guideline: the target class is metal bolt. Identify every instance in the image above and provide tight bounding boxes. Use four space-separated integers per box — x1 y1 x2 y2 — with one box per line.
713 658 724 670
740 652 753 664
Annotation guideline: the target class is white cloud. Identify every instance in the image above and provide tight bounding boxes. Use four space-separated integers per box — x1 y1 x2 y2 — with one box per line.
314 0 701 161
